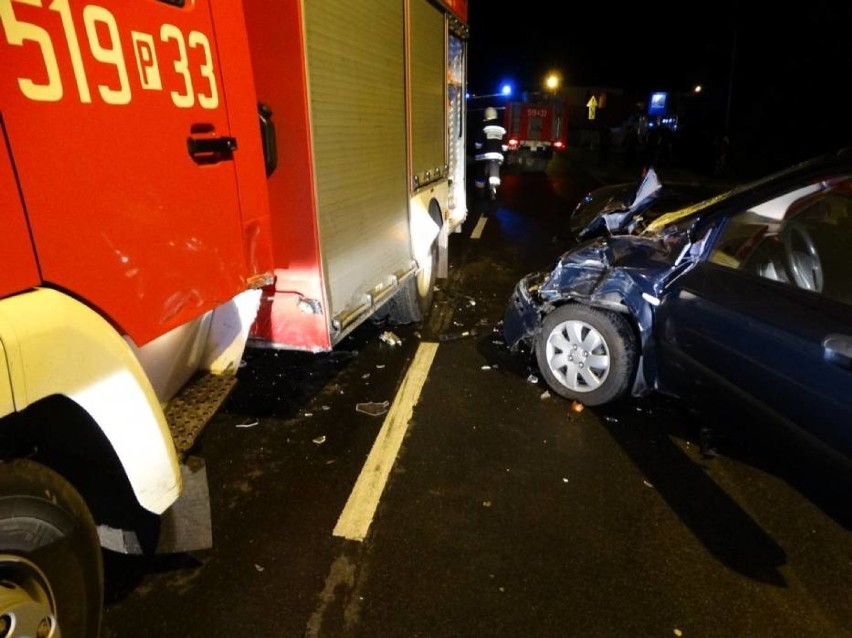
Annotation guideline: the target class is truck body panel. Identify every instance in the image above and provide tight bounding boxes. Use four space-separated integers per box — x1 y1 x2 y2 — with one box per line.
306 0 412 328
0 0 273 347
245 0 469 352
0 130 39 297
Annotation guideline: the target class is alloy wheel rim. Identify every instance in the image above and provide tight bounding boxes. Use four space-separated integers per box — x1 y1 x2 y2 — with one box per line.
545 319 611 392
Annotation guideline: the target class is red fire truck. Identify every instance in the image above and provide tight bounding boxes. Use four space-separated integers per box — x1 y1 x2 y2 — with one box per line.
244 0 470 352
1 0 468 634
503 93 568 170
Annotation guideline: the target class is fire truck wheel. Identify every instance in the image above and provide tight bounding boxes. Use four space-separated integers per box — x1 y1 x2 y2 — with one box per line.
0 459 103 637
388 215 441 325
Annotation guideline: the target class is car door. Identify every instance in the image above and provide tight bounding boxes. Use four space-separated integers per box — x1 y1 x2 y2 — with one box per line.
655 176 852 462
1 0 249 344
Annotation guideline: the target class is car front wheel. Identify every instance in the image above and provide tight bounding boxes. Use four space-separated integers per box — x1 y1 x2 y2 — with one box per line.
536 304 638 406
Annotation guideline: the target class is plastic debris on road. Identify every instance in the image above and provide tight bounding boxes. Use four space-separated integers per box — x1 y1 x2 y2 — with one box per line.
438 329 476 342
571 401 584 413
236 420 259 428
481 365 492 370
356 401 390 417
643 480 654 488
540 391 551 400
527 374 538 384
254 564 265 572
312 435 327 445
380 331 402 346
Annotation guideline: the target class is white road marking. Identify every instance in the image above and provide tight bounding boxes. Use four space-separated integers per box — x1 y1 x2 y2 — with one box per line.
333 342 439 541
471 215 488 239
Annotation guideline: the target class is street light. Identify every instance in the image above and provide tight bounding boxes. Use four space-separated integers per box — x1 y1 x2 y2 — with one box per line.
545 72 561 92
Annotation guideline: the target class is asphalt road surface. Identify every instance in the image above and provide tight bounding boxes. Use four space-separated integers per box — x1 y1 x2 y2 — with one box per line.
102 152 852 638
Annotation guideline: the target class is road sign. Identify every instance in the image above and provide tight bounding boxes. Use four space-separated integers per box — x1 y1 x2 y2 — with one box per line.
586 95 598 120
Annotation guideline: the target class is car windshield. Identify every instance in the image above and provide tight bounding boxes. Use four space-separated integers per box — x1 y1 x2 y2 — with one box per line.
639 154 835 235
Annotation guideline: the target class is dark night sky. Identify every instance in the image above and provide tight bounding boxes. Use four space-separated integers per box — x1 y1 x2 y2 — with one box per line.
467 1 737 94
465 1 852 172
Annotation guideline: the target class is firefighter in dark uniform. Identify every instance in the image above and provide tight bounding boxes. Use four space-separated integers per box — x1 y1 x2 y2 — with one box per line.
474 106 507 200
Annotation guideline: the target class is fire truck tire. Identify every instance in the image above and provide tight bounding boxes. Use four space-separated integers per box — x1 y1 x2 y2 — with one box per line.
0 459 103 637
388 212 441 325
387 272 428 325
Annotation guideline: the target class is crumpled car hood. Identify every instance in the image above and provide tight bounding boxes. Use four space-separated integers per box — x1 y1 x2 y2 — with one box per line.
539 234 679 304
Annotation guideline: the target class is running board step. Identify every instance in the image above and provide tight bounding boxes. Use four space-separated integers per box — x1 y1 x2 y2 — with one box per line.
164 372 238 457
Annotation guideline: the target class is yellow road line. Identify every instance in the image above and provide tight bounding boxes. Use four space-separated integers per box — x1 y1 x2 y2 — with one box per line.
333 342 439 541
471 215 488 239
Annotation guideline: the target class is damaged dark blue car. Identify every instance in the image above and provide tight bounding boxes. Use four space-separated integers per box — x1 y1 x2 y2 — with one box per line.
504 147 852 467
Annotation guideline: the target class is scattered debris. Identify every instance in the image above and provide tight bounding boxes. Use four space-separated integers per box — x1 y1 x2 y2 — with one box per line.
312 435 327 445
540 391 551 400
562 477 569 483
643 480 654 489
673 630 683 637
604 415 619 423
303 412 313 417
239 359 247 368
380 331 402 346
482 500 492 508
571 401 584 413
254 564 265 572
438 329 476 342
376 364 386 369
356 401 390 417
361 373 371 379
236 420 259 428
526 374 539 384
481 365 492 371
321 405 331 411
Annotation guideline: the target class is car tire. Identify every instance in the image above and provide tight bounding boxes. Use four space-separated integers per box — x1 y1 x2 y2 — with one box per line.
0 458 103 637
535 304 638 406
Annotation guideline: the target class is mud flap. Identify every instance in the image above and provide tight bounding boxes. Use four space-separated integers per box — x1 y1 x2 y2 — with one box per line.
97 456 213 555
155 456 213 553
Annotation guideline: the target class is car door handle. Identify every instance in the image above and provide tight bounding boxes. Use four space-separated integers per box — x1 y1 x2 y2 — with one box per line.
187 136 237 163
823 333 852 370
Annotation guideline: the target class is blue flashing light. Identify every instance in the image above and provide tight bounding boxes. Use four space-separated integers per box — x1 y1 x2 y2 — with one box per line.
500 83 513 96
